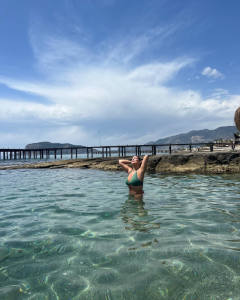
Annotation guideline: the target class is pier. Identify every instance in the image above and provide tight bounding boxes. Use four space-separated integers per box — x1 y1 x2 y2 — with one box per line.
0 142 231 161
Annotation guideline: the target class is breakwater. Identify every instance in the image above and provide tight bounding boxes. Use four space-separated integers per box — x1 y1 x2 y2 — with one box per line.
1 151 240 173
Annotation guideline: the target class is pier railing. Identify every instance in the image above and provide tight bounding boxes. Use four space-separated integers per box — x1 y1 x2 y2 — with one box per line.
0 142 233 161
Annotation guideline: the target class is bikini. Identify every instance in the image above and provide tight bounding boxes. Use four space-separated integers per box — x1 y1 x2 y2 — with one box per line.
125 170 143 186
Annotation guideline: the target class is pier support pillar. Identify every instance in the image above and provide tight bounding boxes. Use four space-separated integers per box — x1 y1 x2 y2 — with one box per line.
61 149 62 159
169 145 172 154
54 149 57 159
91 148 93 158
109 147 111 157
210 144 213 152
71 148 73 159
76 149 77 158
152 145 156 155
189 144 192 152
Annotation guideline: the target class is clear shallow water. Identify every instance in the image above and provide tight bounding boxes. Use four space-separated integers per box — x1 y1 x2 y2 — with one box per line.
1 169 240 299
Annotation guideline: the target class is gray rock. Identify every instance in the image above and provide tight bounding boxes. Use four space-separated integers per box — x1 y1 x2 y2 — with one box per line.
1 151 240 173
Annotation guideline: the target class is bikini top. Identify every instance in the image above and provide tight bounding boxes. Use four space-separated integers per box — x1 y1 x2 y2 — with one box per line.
126 170 143 186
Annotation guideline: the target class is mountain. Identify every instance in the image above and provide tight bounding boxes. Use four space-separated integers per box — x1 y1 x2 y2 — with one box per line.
148 126 238 145
25 142 95 154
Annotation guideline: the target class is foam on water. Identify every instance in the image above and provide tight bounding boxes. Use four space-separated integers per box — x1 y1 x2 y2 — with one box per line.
1 168 240 299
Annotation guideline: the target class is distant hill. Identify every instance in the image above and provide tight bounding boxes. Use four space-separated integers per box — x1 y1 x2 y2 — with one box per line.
147 126 238 145
25 142 92 154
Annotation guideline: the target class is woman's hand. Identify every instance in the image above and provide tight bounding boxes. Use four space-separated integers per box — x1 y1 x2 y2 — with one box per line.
119 159 132 173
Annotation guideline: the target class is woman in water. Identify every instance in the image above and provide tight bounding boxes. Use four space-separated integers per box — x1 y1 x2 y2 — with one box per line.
119 155 149 195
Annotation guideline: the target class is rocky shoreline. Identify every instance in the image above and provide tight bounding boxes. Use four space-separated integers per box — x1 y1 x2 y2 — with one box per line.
1 151 240 173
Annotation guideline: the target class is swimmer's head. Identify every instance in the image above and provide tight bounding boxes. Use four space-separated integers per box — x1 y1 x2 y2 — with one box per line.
131 156 142 167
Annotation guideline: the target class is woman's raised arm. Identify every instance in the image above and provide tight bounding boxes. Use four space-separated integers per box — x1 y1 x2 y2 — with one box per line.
119 159 132 173
140 155 149 173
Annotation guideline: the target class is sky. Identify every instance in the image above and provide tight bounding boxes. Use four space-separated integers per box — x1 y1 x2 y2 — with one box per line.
0 0 240 148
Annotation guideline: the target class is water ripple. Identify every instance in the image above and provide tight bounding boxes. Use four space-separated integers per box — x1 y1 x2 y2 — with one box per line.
1 169 240 299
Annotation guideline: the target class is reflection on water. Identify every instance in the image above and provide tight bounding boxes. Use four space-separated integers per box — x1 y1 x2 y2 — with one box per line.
120 195 161 234
1 169 240 299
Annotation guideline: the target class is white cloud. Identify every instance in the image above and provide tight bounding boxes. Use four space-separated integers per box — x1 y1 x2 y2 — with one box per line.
201 66 225 79
187 75 199 81
0 63 188 122
127 59 194 85
209 88 229 100
102 24 180 65
0 27 238 147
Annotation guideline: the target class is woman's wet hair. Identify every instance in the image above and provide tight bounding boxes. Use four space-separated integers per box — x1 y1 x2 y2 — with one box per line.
133 156 142 164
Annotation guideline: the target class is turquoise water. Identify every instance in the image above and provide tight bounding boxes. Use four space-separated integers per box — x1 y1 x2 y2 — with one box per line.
1 168 240 299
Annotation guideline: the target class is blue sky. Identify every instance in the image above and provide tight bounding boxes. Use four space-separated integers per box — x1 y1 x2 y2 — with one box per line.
0 0 240 147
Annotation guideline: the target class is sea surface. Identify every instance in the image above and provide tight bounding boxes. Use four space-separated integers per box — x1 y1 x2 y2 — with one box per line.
1 164 240 299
